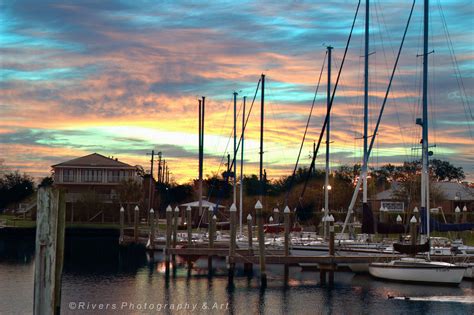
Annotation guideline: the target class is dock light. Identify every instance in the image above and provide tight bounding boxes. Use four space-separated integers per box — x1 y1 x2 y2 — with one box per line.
463 205 468 212
410 216 417 223
269 216 273 223
327 185 332 190
150 208 154 214
186 205 192 212
321 207 325 212
174 206 179 213
273 208 279 213
413 206 419 213
247 214 252 221
254 200 263 209
212 215 217 220
134 205 139 211
230 203 237 212
396 215 402 223
120 207 124 212
166 205 172 212
284 206 290 214
455 206 461 213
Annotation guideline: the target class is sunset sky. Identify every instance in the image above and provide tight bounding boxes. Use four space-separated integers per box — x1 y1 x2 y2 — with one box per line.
1 0 473 183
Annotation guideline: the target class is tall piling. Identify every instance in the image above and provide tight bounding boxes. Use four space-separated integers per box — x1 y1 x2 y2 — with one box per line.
134 205 139 243
186 205 192 245
165 205 172 275
328 214 335 285
244 213 254 273
410 215 417 257
255 200 267 287
119 206 125 245
34 188 66 315
149 208 155 250
229 203 237 279
284 206 291 282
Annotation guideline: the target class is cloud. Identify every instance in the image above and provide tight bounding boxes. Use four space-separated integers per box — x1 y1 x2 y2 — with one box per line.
1 0 472 182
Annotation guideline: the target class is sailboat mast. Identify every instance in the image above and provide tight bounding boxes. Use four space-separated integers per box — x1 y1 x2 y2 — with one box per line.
239 96 246 236
259 74 265 199
422 0 430 244
324 46 333 239
233 92 238 207
363 0 369 204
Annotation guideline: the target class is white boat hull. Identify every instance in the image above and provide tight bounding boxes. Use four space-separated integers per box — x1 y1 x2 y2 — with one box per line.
369 260 466 285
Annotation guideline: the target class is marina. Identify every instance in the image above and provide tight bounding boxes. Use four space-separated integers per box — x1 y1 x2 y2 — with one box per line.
1 0 473 314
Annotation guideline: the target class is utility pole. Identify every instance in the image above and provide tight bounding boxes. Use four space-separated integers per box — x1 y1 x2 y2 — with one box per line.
146 150 157 211
157 152 162 184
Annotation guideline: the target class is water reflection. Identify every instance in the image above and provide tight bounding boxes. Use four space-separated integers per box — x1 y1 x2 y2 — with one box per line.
1 236 473 315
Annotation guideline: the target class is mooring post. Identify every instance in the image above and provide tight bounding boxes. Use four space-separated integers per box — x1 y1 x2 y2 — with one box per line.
229 203 237 278
34 187 66 315
413 206 419 222
186 205 192 246
328 214 335 285
455 206 461 238
462 205 468 224
410 215 417 257
165 205 172 275
119 206 125 245
173 206 179 248
396 215 403 241
284 206 291 282
134 205 139 243
273 207 280 224
244 213 253 273
320 215 327 285
149 208 155 250
208 207 215 274
255 200 267 287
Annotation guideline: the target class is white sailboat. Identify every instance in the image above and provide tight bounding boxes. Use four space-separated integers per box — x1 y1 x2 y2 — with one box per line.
368 0 466 285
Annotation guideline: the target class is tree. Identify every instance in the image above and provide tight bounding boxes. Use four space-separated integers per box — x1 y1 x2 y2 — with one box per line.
117 178 144 224
39 176 54 187
430 159 465 181
0 171 35 209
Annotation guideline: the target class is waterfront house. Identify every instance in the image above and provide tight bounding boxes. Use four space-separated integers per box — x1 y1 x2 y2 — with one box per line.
52 153 140 221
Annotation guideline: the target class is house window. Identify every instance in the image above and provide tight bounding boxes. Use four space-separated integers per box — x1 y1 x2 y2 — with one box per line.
82 169 103 182
108 170 120 183
63 169 75 182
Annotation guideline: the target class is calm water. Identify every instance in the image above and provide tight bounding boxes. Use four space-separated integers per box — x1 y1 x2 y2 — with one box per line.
0 235 473 315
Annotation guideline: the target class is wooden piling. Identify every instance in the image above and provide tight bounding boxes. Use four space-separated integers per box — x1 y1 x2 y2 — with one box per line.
134 205 139 243
410 215 417 257
273 207 280 224
165 205 172 275
328 214 335 285
149 208 155 250
229 204 237 278
173 206 179 248
284 206 290 283
34 187 66 315
255 200 267 287
208 208 215 274
119 206 125 245
186 205 192 246
244 214 253 273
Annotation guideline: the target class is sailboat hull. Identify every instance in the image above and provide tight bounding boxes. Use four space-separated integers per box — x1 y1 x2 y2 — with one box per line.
369 260 466 285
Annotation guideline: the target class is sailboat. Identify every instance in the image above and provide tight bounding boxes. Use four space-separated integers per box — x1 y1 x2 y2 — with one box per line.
368 0 466 285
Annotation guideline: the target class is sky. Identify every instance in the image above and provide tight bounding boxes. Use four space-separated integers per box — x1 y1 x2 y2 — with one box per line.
1 0 473 184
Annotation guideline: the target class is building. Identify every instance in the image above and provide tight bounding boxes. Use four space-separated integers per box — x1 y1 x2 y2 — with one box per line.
372 181 474 214
52 153 139 204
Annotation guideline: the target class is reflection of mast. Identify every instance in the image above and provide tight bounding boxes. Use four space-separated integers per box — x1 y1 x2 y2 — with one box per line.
324 45 332 239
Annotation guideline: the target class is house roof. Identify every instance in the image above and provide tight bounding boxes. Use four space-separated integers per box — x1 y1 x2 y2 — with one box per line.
375 181 474 201
52 153 135 168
